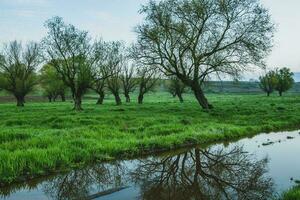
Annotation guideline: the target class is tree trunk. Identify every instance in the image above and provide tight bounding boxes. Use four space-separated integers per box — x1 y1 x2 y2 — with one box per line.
267 92 270 97
61 94 66 102
279 91 282 96
73 96 83 111
177 93 184 103
16 96 25 107
114 93 122 105
48 96 52 102
125 93 130 103
96 92 105 105
138 93 144 104
191 84 213 109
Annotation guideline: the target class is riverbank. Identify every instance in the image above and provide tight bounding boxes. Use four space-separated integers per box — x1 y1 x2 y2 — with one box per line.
0 94 300 185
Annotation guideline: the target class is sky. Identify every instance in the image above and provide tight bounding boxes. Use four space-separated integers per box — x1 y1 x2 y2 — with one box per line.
0 0 300 79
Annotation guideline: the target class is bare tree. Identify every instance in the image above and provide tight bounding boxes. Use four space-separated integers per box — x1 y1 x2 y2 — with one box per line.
43 17 101 111
91 40 113 105
0 41 41 106
121 63 138 103
137 67 159 104
106 42 124 105
167 77 186 102
133 0 275 109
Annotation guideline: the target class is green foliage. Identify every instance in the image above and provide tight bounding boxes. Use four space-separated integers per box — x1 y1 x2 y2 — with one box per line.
275 67 294 96
0 93 300 185
259 70 278 96
39 64 67 101
0 41 40 106
43 16 99 110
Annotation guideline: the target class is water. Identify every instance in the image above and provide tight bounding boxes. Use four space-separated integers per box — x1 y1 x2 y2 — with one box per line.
1 130 300 200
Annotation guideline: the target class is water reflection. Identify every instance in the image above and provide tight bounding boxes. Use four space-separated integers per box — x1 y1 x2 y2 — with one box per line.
0 146 274 200
132 147 274 200
43 162 128 200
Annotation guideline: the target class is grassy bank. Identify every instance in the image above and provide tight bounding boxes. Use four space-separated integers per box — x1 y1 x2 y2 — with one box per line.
0 93 300 185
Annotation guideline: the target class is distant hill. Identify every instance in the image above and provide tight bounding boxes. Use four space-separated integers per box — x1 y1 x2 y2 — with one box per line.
294 72 300 82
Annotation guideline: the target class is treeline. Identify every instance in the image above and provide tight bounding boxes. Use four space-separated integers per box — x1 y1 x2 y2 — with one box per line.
0 0 277 110
0 19 186 109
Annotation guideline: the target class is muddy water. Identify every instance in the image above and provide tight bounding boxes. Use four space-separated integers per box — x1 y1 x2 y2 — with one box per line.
1 130 300 200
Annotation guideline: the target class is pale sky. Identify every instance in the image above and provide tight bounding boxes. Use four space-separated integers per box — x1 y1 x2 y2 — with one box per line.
0 0 300 76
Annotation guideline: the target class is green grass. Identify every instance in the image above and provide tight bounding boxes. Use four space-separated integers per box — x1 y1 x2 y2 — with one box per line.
280 186 300 200
0 93 300 185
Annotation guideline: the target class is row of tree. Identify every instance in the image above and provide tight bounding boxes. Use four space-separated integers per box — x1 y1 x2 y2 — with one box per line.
259 67 294 96
0 0 275 110
39 59 166 106
0 40 162 108
0 38 187 108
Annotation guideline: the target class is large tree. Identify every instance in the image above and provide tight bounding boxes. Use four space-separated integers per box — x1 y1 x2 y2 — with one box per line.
259 70 277 96
40 64 67 102
43 17 101 111
275 67 294 96
133 0 275 109
0 41 41 106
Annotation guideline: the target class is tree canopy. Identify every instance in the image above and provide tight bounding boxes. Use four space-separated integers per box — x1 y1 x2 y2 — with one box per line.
275 67 294 96
43 16 104 110
133 0 275 109
259 70 278 96
0 41 41 106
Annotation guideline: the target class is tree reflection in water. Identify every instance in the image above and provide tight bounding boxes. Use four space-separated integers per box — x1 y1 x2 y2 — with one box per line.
0 146 275 200
131 146 274 200
43 162 128 200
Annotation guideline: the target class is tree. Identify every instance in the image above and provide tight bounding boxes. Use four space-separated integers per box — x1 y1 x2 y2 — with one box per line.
105 42 124 105
137 67 159 104
121 63 137 103
167 77 186 102
0 41 40 106
93 78 106 105
275 67 294 96
40 64 67 102
91 40 114 105
133 0 275 109
43 17 100 111
259 70 277 96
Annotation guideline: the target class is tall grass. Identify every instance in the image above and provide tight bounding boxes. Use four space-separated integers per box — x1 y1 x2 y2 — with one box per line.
0 93 300 185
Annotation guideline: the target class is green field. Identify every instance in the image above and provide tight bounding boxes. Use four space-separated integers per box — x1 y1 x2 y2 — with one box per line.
0 93 300 185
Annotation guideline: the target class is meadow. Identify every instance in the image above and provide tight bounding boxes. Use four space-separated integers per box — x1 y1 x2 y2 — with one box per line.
0 93 300 186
